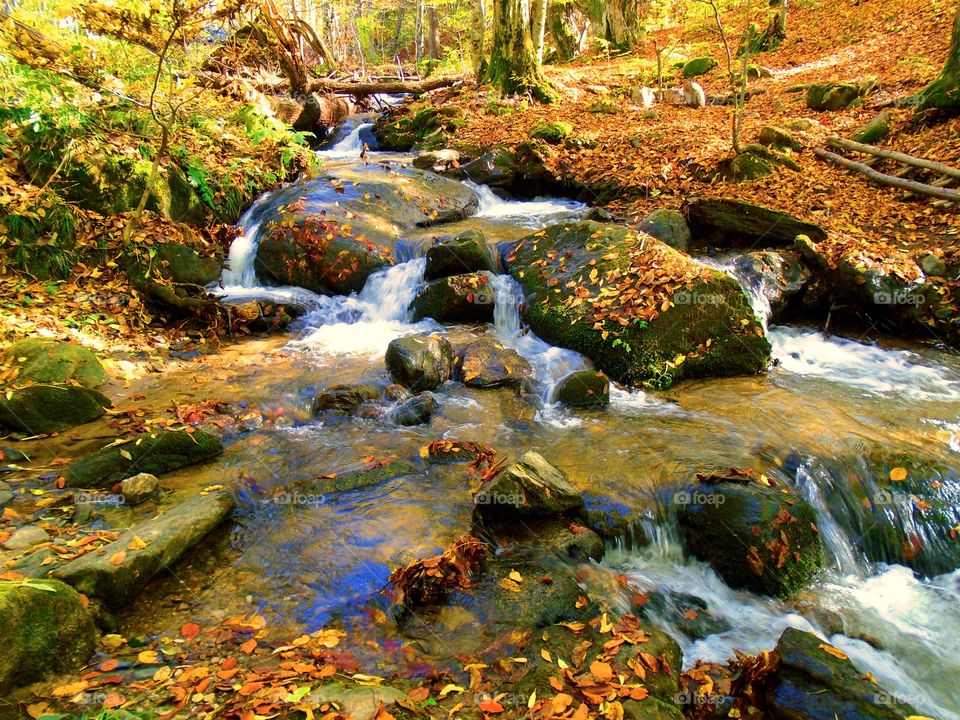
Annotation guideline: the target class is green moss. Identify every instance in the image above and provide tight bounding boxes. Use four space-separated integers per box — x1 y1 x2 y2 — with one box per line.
302 459 417 495
0 384 111 434
4 338 107 388
529 121 574 144
852 110 892 144
64 429 223 488
682 56 718 78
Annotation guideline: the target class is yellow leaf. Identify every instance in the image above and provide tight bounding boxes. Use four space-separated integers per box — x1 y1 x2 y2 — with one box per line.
540 648 552 663
137 650 161 664
889 467 908 482
110 550 126 565
509 570 523 583
128 536 148 550
119 449 132 460
438 683 464 698
818 643 848 661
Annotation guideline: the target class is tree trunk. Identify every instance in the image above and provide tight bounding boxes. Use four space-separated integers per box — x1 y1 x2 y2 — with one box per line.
914 2 960 111
415 0 425 65
602 0 640 49
485 0 553 101
427 6 441 59
392 7 405 59
469 0 487 74
531 0 548 64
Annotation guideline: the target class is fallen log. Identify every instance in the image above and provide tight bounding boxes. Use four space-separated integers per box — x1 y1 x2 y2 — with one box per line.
827 137 960 182
304 74 466 97
814 147 960 202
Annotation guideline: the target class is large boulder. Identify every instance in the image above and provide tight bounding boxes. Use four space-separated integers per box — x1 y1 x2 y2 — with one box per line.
384 334 454 392
3 339 107 388
52 490 235 608
765 628 917 720
473 451 583 519
454 337 533 388
675 475 823 597
126 240 222 313
554 369 610 407
253 166 478 294
453 141 564 198
0 385 111 434
0 578 97 693
638 209 691 253
424 229 495 280
505 221 770 388
686 198 827 250
412 272 497 323
63 430 223 488
372 105 467 151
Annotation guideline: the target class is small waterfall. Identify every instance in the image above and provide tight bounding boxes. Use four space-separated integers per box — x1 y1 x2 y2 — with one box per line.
794 458 863 577
490 273 590 399
699 255 772 332
221 191 274 289
318 118 376 159
288 258 432 358
463 181 586 227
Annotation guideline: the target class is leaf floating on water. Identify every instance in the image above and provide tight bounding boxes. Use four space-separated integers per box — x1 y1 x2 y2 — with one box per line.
817 643 848 660
889 467 908 482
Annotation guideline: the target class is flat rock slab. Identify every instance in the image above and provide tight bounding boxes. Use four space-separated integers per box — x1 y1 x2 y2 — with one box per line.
52 490 235 608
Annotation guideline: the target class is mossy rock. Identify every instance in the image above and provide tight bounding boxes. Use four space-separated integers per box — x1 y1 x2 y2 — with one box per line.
412 272 496 323
0 578 96 693
303 458 419 496
63 430 223 488
385 334 454 392
125 241 222 314
0 384 111 434
0 192 78 279
505 221 770 388
372 106 464 151
746 65 774 79
686 197 827 249
638 209 691 252
530 121 574 144
715 150 774 182
675 477 823 597
587 100 620 115
851 110 892 144
424 229 495 281
554 370 609 407
806 80 876 111
682 56 718 78
4 339 107 388
454 337 533 389
312 384 381 416
759 125 802 151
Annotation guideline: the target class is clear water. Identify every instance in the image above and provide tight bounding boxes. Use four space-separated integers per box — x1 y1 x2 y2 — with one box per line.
124 141 960 717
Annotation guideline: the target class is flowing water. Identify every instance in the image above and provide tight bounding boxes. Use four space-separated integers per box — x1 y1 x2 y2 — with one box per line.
137 128 960 717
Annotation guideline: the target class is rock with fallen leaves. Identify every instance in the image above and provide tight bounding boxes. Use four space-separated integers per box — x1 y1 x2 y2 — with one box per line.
505 220 770 388
474 450 584 519
675 471 824 598
0 578 96 693
63 429 223 488
51 489 235 608
765 627 917 720
0 384 112 435
385 334 455 392
412 271 498 323
2 338 108 388
454 336 534 389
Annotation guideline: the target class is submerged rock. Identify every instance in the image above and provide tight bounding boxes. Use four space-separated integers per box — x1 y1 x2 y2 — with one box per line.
384 334 454 392
424 229 495 280
0 578 96 693
312 384 381 416
3 338 108 388
52 490 235 608
392 392 436 426
554 369 610 407
765 627 917 720
2 525 50 551
412 271 497 323
473 451 583 518
674 475 823 597
505 220 770 388
120 472 160 505
64 430 223 488
454 337 533 389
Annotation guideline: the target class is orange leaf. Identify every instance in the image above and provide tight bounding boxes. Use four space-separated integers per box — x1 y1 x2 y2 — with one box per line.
240 638 257 654
408 687 430 702
110 551 126 566
589 660 613 681
181 622 201 639
478 699 504 713
102 692 125 709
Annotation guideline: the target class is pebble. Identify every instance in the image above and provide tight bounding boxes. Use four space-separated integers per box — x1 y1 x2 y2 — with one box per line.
121 473 160 505
3 525 50 551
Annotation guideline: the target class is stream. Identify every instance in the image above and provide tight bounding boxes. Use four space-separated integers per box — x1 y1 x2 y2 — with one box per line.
165 119 960 718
